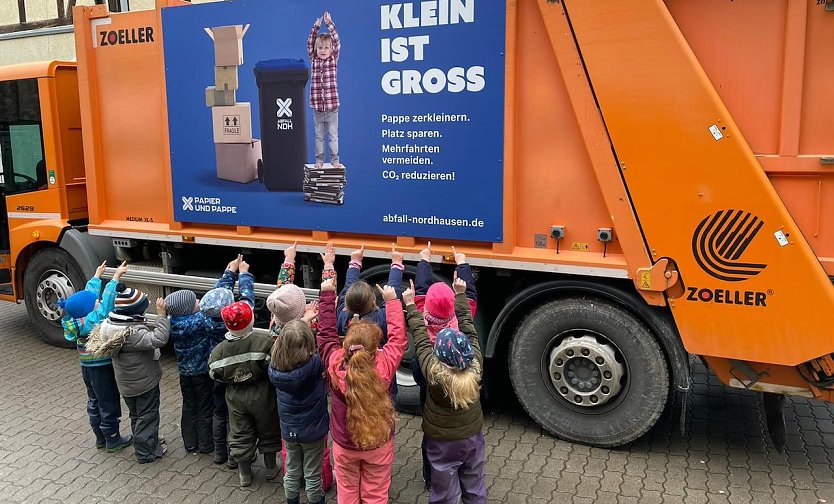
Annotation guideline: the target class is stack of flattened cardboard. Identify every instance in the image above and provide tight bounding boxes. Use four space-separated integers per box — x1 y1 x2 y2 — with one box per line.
303 164 346 205
204 24 261 184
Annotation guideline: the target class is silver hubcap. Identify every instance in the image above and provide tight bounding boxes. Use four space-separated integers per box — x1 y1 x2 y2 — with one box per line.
549 335 625 407
36 271 75 323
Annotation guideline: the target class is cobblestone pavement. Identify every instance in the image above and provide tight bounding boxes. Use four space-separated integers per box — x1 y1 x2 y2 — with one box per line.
0 301 833 503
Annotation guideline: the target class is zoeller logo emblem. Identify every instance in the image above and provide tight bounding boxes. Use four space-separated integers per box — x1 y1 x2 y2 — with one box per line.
276 98 292 118
692 209 766 282
182 197 194 211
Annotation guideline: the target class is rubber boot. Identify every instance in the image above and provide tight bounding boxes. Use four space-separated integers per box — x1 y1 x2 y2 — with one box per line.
308 499 325 504
94 429 106 450
227 457 238 470
286 497 300 504
238 460 253 487
105 432 134 453
263 452 280 481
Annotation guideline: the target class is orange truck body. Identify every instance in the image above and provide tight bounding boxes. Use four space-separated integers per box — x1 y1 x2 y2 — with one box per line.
2 0 833 446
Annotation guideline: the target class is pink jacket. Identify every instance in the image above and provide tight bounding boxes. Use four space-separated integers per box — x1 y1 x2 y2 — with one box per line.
317 290 407 450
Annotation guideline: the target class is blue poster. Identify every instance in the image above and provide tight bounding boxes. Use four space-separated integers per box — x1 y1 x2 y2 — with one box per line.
162 0 505 241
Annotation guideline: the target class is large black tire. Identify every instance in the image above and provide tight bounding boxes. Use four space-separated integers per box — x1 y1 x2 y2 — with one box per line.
23 248 86 348
509 296 669 447
358 264 445 416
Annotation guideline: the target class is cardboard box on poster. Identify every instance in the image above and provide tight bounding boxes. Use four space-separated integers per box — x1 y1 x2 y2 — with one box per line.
215 140 261 183
211 102 253 143
205 86 236 107
204 24 249 67
215 65 239 91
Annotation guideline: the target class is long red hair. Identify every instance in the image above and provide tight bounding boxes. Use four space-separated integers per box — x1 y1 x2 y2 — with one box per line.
331 321 394 449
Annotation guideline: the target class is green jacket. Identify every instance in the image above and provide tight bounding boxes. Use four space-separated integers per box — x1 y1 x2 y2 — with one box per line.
208 332 274 386
407 293 484 441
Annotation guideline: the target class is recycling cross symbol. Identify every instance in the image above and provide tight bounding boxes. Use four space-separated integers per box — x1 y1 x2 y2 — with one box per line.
276 98 293 118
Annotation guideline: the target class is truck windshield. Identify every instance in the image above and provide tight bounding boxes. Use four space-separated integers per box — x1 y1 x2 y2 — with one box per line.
0 79 47 195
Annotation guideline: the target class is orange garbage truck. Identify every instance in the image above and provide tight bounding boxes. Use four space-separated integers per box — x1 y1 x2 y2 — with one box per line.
0 0 832 448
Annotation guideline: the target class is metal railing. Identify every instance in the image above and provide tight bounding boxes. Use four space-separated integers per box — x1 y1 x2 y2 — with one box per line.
101 267 319 301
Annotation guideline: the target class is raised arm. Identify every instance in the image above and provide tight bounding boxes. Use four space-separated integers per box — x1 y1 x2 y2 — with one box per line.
214 255 242 289
337 244 364 315
122 308 170 352
452 246 478 315
388 243 404 295
414 241 434 307
307 17 321 59
82 261 128 333
376 285 407 382
276 261 296 287
276 241 297 286
324 12 340 59
454 278 482 365
320 241 337 284
316 281 341 367
82 279 118 334
238 259 255 309
403 281 433 377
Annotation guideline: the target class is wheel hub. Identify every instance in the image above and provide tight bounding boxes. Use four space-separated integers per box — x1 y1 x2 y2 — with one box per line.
36 271 75 323
549 334 625 407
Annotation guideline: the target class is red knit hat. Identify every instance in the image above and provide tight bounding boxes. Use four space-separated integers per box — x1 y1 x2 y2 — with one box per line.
221 301 255 338
425 282 455 322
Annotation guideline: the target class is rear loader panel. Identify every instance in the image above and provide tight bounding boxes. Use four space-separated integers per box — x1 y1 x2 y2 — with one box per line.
564 0 834 365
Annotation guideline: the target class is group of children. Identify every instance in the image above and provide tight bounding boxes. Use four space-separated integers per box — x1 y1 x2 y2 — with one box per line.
61 242 486 504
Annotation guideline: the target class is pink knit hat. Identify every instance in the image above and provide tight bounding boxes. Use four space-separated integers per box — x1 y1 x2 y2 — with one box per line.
424 282 458 343
266 284 306 327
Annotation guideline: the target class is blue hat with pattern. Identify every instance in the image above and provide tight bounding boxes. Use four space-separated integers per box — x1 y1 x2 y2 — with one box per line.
200 287 235 317
434 327 474 370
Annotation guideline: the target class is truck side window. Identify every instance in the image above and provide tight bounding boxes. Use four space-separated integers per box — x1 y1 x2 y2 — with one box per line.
0 79 47 195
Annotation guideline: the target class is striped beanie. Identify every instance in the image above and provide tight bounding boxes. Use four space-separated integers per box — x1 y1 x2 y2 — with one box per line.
165 289 197 317
114 283 149 316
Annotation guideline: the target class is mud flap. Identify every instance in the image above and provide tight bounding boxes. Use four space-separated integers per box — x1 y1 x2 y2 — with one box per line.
762 392 786 453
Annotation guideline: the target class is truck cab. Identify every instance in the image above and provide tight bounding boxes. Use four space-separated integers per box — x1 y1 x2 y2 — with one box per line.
0 62 94 344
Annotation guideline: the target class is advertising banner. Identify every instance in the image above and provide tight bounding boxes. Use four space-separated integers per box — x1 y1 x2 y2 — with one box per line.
163 0 506 241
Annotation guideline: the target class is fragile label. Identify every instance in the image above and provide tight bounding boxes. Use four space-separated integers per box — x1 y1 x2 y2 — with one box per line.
223 115 241 135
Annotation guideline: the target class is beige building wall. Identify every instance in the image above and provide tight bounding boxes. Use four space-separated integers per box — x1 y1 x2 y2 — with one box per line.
0 0 220 67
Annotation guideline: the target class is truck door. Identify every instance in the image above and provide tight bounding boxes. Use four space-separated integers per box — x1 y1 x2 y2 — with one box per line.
0 78 48 296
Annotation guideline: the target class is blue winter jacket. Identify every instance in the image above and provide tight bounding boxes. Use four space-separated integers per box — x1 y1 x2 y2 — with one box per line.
336 264 403 341
267 355 329 443
169 311 212 376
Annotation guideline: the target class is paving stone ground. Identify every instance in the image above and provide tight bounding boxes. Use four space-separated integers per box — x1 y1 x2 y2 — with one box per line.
0 301 832 503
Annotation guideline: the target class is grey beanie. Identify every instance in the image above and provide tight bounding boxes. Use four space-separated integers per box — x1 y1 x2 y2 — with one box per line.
165 289 197 317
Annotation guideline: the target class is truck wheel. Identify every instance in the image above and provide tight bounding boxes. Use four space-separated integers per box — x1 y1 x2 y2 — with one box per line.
23 248 85 348
509 296 669 447
358 264 444 415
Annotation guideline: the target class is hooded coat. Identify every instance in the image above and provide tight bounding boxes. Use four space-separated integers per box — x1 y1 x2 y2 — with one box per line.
88 316 170 398
267 355 329 443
